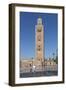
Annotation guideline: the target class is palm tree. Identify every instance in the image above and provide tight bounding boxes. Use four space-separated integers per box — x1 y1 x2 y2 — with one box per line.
52 49 58 64
53 53 55 60
55 49 58 64
31 57 33 60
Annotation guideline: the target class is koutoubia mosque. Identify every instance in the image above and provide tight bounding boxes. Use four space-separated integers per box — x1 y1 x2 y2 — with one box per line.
35 17 44 63
20 17 57 73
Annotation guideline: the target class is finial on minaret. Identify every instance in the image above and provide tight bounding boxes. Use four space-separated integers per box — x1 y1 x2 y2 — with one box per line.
37 17 42 25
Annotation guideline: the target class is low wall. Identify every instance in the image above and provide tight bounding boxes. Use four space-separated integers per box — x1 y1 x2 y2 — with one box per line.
20 64 58 73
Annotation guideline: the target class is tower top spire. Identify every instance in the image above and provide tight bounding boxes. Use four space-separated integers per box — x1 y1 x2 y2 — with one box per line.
37 17 42 25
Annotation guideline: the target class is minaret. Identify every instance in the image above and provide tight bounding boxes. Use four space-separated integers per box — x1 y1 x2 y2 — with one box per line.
35 17 44 62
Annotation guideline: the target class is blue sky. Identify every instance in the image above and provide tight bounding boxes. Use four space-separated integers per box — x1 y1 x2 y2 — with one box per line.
20 12 58 59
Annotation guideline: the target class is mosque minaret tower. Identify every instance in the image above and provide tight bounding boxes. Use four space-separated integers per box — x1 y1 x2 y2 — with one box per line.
35 17 44 62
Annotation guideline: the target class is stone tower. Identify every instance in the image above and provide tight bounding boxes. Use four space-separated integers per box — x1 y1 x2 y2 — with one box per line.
35 17 44 62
